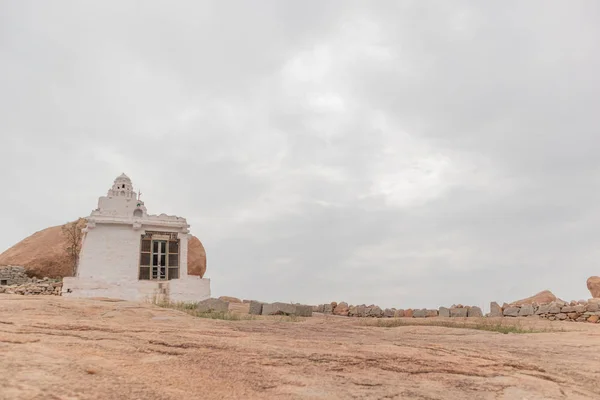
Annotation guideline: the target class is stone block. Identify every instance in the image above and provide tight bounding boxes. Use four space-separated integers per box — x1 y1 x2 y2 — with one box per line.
249 300 264 315
561 306 576 313
295 304 313 317
383 308 394 318
404 309 414 318
467 306 483 318
394 309 405 318
586 302 599 312
368 306 383 318
333 302 350 316
489 302 502 317
439 307 450 317
450 308 468 318
536 304 550 315
425 309 438 317
567 312 578 320
574 305 586 313
518 304 534 317
548 302 562 314
262 302 297 316
556 313 567 320
413 309 427 318
197 298 230 313
357 305 367 317
503 307 520 317
323 304 333 314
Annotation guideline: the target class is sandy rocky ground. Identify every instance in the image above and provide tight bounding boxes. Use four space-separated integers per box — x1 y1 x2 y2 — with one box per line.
1 295 600 400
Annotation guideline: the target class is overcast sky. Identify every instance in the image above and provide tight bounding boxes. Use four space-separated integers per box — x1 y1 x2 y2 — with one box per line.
1 1 599 309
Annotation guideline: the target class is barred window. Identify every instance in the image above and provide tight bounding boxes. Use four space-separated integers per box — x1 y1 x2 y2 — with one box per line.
139 232 180 281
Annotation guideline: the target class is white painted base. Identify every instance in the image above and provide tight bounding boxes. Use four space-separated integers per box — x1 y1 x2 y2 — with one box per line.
62 276 211 303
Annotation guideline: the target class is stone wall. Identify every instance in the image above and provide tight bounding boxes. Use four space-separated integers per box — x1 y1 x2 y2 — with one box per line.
0 277 62 295
310 300 599 324
490 300 600 323
313 302 484 319
0 266 30 286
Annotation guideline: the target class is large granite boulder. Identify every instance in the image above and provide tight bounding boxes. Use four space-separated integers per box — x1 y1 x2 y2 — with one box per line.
197 298 229 313
510 290 561 306
587 276 600 298
333 302 350 316
187 235 208 278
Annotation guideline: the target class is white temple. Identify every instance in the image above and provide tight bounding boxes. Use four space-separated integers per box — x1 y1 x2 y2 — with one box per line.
62 174 211 302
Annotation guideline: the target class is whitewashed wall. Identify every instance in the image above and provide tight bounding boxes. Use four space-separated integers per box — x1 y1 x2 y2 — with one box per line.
77 224 140 280
67 223 210 303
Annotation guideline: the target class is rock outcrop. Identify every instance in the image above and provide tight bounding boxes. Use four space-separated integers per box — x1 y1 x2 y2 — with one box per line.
510 290 561 306
187 235 207 278
0 219 86 278
587 276 600 298
0 219 207 278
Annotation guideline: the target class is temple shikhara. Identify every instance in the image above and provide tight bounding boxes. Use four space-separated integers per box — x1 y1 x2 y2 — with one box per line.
62 174 211 302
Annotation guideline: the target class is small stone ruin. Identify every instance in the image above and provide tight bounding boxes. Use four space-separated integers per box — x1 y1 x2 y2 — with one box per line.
0 266 62 296
312 302 484 319
490 300 600 323
0 266 30 286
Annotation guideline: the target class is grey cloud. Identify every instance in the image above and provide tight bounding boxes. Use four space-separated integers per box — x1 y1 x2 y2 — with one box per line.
1 1 599 309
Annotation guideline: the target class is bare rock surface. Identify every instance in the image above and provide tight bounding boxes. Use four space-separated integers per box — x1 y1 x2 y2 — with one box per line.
1 295 600 399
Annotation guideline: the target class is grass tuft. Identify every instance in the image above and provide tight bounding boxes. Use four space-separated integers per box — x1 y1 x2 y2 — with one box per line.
364 318 561 334
152 299 257 321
